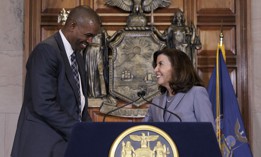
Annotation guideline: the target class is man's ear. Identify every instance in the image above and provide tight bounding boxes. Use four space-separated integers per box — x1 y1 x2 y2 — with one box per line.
68 20 77 31
71 21 77 28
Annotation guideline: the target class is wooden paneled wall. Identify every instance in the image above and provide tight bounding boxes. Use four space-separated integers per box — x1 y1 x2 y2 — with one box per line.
24 0 250 133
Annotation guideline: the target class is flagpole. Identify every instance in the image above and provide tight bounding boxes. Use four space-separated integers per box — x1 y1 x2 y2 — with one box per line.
216 30 226 149
216 33 222 148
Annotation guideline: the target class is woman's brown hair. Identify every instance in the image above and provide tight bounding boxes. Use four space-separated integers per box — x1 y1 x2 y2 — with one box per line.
153 48 204 94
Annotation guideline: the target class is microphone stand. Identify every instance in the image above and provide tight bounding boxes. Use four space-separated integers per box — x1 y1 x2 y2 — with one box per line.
102 97 141 122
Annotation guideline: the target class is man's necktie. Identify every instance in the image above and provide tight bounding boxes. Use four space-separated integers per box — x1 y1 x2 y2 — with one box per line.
70 53 81 105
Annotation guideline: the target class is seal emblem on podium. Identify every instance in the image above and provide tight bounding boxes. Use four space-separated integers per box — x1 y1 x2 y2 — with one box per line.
109 125 179 157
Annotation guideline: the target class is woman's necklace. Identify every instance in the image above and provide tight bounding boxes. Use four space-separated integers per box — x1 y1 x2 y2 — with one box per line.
166 95 175 103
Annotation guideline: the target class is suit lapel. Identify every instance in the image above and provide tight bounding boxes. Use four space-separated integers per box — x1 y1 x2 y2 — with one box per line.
165 92 186 121
54 32 81 105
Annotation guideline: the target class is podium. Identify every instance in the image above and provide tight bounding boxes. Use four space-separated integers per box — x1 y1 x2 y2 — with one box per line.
65 122 221 157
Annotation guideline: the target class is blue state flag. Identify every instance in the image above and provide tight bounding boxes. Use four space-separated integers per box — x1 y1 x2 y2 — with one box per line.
207 44 253 157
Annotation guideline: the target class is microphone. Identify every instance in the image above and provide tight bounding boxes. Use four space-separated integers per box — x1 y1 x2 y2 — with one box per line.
137 90 182 122
102 97 141 122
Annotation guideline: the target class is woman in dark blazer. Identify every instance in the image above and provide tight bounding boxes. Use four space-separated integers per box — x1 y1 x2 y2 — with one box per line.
11 6 101 157
143 48 215 129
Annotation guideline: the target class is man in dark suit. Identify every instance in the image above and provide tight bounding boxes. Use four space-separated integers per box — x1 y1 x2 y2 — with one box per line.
11 5 101 157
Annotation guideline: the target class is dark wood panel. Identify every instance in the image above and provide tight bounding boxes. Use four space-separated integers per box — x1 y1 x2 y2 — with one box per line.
198 26 236 55
42 0 80 12
197 15 235 25
41 26 60 41
197 52 237 67
197 0 235 13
